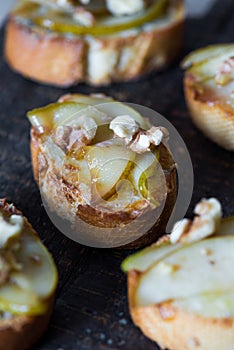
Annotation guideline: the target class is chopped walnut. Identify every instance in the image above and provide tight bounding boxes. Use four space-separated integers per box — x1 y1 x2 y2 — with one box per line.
110 115 169 154
52 125 72 152
52 116 97 152
170 198 222 244
73 6 95 26
147 126 169 146
129 132 150 153
129 126 169 153
109 115 140 144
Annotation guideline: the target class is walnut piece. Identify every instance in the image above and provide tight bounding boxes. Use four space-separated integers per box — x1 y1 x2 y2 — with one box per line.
52 116 97 152
110 115 169 154
109 115 140 144
170 198 222 244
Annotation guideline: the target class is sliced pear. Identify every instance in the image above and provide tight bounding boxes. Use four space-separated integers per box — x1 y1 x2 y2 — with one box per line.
136 236 234 306
85 143 135 200
181 44 234 69
27 101 87 134
23 0 168 36
99 178 135 212
174 291 234 318
122 217 234 273
63 105 112 127
121 241 182 273
27 101 115 144
96 102 149 129
186 48 234 82
62 104 114 144
131 151 160 200
0 212 58 316
0 284 47 316
59 94 114 105
14 228 58 298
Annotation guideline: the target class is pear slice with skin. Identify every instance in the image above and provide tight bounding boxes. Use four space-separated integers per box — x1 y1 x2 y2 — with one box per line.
15 226 58 298
122 217 234 273
59 94 114 106
27 101 88 134
60 94 116 142
131 149 167 207
96 102 149 129
28 102 114 142
24 0 168 36
121 240 182 273
181 44 234 69
135 236 234 307
27 93 114 135
185 47 234 83
0 199 58 317
85 143 135 201
174 291 234 318
0 284 47 316
131 152 157 192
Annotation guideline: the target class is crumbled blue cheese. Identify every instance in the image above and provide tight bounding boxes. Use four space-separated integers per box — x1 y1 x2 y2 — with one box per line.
109 115 140 143
0 214 23 248
106 0 145 16
170 198 222 244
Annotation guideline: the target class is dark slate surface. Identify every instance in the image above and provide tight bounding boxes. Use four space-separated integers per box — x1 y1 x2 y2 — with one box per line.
0 0 234 349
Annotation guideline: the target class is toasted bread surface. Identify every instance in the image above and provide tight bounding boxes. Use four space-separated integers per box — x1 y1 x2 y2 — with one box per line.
30 125 177 249
128 268 234 350
184 75 234 151
0 199 55 350
5 0 184 87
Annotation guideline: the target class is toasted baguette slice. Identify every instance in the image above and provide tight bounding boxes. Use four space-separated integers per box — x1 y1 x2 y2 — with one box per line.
126 199 234 350
128 269 234 350
31 128 177 249
28 94 177 249
4 0 184 87
182 44 234 151
0 199 57 350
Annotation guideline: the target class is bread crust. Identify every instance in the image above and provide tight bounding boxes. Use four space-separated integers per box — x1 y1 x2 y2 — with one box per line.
4 0 184 87
184 74 234 151
128 269 234 350
0 199 54 350
30 127 177 249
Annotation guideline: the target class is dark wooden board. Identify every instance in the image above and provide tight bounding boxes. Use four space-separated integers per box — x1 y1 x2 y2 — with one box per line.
0 0 234 349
